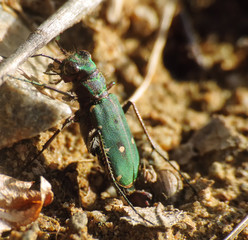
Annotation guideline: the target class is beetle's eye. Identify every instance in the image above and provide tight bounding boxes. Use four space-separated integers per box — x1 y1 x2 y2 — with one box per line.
79 51 91 60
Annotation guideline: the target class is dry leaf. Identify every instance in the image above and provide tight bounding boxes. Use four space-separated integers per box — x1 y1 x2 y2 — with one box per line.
120 203 185 227
0 174 53 234
105 199 186 227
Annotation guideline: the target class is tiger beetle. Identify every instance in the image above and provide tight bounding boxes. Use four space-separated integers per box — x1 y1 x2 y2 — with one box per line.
15 45 196 225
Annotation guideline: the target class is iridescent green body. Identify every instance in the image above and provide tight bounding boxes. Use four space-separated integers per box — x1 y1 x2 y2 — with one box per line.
90 94 139 189
50 51 139 192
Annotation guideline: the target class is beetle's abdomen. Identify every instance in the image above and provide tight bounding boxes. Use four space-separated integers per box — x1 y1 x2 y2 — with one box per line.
90 94 139 189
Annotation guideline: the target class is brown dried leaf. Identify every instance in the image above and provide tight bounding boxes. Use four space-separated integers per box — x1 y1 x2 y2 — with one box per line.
106 199 186 227
0 174 53 234
120 203 185 227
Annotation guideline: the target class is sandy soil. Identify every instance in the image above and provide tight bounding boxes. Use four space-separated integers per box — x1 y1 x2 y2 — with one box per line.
1 0 248 239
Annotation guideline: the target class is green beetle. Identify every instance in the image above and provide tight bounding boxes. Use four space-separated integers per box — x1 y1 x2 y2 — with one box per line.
43 50 152 224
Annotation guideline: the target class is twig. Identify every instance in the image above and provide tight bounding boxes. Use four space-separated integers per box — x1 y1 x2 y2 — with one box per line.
0 0 103 86
223 215 248 240
179 6 208 70
106 0 124 24
129 0 178 103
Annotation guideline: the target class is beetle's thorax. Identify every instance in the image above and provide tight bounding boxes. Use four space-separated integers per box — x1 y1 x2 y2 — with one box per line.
50 51 109 103
73 69 109 104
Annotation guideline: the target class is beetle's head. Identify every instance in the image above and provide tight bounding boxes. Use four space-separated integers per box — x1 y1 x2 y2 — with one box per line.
48 51 97 82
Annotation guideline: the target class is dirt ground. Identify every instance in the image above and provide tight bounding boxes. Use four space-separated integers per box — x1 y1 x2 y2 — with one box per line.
1 0 248 239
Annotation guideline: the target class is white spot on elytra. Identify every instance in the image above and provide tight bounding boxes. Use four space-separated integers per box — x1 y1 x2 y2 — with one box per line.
116 175 122 181
105 148 110 153
90 105 96 112
119 146 125 153
131 138 135 144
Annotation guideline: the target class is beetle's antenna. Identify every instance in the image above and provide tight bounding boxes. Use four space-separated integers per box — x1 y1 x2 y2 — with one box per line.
31 54 62 64
55 40 68 56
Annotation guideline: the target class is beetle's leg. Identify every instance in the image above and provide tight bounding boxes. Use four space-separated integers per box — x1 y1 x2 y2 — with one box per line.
123 100 197 195
106 81 116 90
86 128 100 156
76 108 100 156
96 130 154 226
9 74 76 100
36 115 75 157
19 115 75 176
